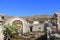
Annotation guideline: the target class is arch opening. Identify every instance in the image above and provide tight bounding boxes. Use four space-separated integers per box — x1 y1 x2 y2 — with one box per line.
12 20 23 33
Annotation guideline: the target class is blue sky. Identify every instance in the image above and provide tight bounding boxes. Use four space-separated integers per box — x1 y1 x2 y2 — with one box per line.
0 0 60 16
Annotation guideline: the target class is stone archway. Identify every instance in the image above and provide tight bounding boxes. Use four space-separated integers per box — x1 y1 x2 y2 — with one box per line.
8 17 28 34
10 18 24 33
12 20 23 33
12 20 23 28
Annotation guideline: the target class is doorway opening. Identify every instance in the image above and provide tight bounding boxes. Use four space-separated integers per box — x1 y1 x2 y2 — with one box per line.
30 26 33 32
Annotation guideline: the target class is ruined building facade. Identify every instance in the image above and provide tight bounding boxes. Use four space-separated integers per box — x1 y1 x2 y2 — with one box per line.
0 14 50 34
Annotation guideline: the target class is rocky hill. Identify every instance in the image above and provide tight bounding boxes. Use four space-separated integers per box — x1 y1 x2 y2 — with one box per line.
22 15 52 21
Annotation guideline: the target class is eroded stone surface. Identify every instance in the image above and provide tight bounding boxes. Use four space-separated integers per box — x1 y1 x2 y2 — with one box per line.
0 26 4 40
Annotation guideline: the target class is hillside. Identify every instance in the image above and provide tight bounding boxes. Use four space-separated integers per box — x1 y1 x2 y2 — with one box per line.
22 15 52 21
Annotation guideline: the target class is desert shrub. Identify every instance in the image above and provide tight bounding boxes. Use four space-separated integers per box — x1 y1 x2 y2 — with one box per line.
3 25 18 40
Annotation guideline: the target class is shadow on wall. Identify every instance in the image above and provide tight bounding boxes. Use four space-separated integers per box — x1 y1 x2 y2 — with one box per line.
35 33 47 40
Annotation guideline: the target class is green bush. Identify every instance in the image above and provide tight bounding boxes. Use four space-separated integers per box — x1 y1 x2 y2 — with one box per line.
3 25 18 38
